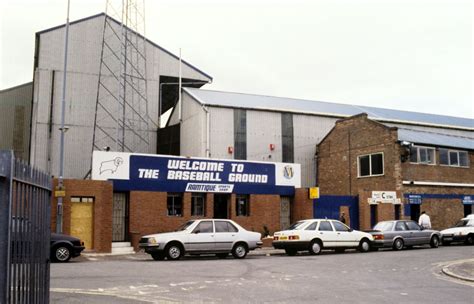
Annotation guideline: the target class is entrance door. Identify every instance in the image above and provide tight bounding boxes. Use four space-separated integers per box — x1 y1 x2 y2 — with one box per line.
214 194 229 219
71 197 94 249
410 204 420 222
112 193 129 242
370 204 378 228
280 196 291 230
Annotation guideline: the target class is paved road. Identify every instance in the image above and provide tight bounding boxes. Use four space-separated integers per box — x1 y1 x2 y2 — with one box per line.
50 246 473 303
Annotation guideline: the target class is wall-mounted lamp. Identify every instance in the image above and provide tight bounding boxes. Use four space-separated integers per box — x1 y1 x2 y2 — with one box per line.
269 144 275 151
228 146 233 154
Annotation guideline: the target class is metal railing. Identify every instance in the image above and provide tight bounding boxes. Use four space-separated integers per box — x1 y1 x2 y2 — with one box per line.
0 150 51 304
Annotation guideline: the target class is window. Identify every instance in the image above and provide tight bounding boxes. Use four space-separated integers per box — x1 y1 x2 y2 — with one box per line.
193 221 213 233
409 146 435 164
440 149 470 167
191 193 206 216
373 222 394 232
71 197 94 203
215 221 239 233
405 221 421 231
333 221 350 232
167 193 183 216
281 113 294 163
358 153 384 177
305 222 318 230
318 221 333 231
234 109 247 160
395 221 408 231
236 194 250 216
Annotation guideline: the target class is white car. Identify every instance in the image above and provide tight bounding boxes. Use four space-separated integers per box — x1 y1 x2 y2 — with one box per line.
273 219 374 255
139 219 262 260
440 214 474 245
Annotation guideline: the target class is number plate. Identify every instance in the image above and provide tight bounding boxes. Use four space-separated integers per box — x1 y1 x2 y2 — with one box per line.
279 236 288 240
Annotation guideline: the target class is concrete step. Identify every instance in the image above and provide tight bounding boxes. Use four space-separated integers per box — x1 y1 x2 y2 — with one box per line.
111 246 135 255
112 242 132 248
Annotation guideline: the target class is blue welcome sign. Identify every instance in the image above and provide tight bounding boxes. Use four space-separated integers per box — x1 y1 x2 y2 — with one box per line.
92 151 301 195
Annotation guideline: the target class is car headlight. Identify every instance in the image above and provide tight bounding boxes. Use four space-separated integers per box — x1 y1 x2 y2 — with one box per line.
148 237 157 244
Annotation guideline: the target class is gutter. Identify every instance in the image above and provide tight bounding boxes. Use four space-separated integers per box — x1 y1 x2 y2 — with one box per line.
402 181 474 188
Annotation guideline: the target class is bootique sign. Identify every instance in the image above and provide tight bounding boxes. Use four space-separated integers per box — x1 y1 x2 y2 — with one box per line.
92 151 301 195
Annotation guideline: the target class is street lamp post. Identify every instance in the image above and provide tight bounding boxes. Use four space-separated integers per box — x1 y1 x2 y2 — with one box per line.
56 0 71 234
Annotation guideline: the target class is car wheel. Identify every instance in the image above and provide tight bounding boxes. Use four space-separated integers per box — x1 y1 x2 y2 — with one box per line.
53 245 72 263
465 234 474 245
285 248 297 256
309 240 322 255
216 253 228 259
166 243 183 260
392 238 404 251
430 235 439 248
151 252 165 261
232 243 248 259
358 239 370 253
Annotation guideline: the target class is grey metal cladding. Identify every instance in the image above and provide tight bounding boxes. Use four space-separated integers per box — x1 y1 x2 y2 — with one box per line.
397 128 474 150
184 88 473 130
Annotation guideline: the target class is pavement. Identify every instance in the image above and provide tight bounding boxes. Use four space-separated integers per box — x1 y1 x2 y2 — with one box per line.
441 258 474 282
83 247 474 282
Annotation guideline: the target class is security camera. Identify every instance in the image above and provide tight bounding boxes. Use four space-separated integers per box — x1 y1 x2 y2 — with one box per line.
103 146 111 151
400 141 412 147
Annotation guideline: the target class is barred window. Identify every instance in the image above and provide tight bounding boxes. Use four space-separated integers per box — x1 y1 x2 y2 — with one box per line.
167 193 183 216
191 193 206 216
236 194 250 216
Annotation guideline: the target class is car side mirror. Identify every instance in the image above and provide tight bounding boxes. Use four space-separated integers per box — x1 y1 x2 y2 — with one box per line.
349 228 354 232
193 230 200 234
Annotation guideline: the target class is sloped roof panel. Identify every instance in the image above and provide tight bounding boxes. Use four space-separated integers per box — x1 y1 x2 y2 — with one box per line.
184 88 473 130
397 128 474 150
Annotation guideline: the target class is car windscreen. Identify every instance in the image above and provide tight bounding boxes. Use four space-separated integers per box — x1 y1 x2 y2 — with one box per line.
373 222 394 231
286 221 307 230
176 220 195 231
455 220 469 227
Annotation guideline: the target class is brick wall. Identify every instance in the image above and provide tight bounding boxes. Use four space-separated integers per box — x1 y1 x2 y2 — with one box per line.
51 179 113 253
291 188 314 223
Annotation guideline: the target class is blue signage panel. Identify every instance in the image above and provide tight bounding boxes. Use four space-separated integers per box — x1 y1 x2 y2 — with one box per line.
93 152 300 195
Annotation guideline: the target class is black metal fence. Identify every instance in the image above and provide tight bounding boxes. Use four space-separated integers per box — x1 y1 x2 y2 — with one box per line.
0 150 51 304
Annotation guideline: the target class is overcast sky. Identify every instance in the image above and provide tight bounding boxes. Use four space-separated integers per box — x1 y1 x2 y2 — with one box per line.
1 0 472 119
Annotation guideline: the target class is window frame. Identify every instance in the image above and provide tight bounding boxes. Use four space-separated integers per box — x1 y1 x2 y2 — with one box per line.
439 148 470 168
235 194 250 217
357 152 385 178
191 193 206 217
167 193 183 217
409 145 436 165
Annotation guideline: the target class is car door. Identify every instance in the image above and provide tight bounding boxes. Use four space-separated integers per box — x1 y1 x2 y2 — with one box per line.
317 220 337 247
214 220 238 251
187 220 215 252
394 221 412 245
405 221 429 245
332 220 358 247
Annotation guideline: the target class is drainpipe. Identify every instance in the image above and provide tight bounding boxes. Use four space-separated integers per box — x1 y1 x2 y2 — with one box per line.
202 106 210 158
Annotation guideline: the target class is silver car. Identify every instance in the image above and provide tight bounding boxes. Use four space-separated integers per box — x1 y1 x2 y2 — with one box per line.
368 220 441 250
139 219 262 260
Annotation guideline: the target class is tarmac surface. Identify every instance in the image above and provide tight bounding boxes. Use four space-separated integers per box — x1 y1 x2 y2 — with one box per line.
83 246 474 282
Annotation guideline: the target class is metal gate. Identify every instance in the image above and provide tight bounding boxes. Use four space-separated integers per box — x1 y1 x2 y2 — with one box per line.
314 195 360 229
0 150 51 303
112 193 129 242
280 197 291 230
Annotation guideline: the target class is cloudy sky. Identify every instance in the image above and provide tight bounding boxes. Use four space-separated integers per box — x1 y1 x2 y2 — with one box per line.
1 0 472 118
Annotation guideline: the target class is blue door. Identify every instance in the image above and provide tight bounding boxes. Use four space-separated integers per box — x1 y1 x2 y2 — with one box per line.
314 195 359 229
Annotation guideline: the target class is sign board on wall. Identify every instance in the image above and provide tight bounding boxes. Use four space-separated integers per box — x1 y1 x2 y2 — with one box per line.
309 187 319 199
371 191 397 204
91 151 301 195
462 196 473 205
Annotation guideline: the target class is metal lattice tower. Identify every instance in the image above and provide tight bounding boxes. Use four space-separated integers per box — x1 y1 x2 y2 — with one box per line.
92 0 151 154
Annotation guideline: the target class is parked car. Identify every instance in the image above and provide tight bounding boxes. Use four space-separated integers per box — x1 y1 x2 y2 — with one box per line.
440 214 474 245
11 217 84 263
50 233 85 262
139 219 262 260
272 219 374 255
367 220 440 250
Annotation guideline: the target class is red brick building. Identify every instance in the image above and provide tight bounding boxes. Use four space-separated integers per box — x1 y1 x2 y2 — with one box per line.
317 114 473 231
51 153 313 253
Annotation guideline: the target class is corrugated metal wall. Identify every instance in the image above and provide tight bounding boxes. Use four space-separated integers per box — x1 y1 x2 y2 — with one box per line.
30 14 210 178
0 83 33 161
